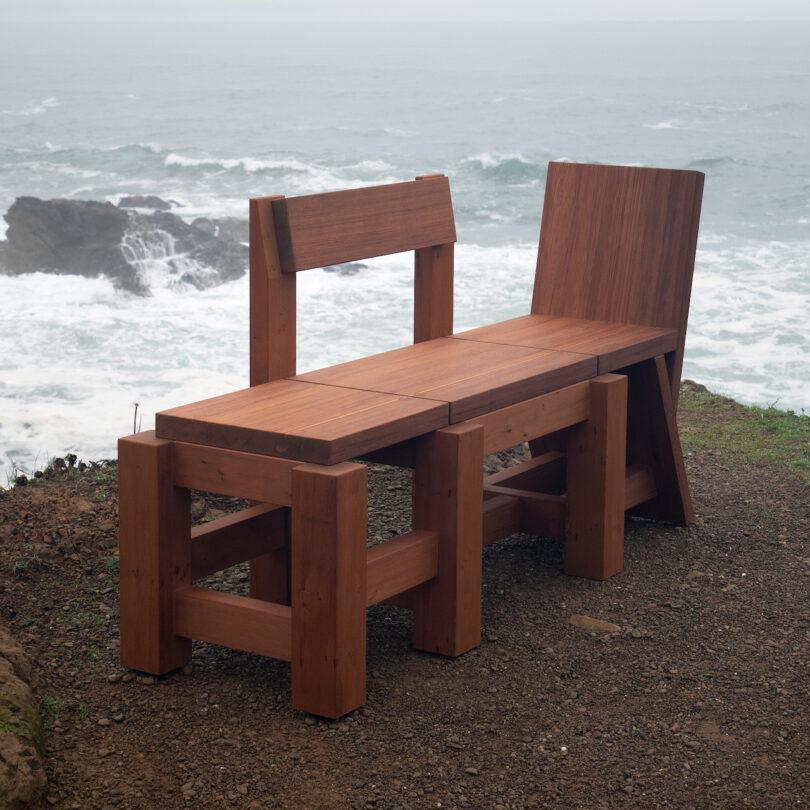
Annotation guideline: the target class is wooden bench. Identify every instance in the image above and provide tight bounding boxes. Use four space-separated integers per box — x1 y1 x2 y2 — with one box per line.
118 164 702 718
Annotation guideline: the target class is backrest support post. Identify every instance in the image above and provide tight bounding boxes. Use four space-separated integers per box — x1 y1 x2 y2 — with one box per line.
250 196 296 385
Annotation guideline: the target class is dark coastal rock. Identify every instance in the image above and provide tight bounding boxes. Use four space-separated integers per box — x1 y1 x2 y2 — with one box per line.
1 197 143 292
118 195 177 211
323 262 368 276
0 197 249 294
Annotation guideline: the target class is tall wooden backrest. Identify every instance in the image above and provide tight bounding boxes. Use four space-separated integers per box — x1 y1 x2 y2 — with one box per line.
249 175 456 385
531 162 704 402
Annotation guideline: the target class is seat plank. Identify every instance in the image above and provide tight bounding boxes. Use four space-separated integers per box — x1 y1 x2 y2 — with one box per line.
295 337 596 423
453 314 677 374
156 379 449 465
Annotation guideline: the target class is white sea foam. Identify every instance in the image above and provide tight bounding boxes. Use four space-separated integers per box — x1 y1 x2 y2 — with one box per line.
644 119 684 129
462 152 535 169
0 97 61 116
164 153 314 172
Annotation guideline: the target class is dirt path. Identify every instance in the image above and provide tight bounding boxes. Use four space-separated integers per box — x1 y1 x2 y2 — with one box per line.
1 386 808 809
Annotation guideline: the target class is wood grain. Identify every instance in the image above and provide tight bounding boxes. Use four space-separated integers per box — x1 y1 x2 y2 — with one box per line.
531 162 703 401
482 494 521 547
291 462 368 718
174 586 291 661
296 337 595 424
454 314 677 375
190 503 287 581
471 380 592 455
157 379 449 465
249 195 296 384
414 242 454 342
627 356 694 523
365 530 439 607
564 374 628 580
171 441 298 505
118 431 191 674
271 176 456 272
412 423 484 656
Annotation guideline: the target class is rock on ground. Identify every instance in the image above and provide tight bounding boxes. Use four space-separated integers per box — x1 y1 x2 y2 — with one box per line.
0 626 46 809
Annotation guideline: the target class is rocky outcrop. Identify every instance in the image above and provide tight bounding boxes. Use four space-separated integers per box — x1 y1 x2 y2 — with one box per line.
1 197 139 290
117 195 177 211
0 626 46 809
0 197 248 294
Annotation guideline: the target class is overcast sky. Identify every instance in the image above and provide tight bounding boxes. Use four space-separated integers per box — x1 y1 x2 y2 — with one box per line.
3 0 810 22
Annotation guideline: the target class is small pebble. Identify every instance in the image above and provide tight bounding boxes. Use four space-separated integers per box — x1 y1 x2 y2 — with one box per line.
98 718 112 727
464 767 479 776
107 673 122 684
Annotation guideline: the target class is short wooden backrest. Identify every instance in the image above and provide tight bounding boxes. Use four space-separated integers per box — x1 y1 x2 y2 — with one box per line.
271 176 455 272
249 175 456 385
531 161 704 394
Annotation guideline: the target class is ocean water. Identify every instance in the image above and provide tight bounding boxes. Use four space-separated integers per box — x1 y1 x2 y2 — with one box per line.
1 21 808 479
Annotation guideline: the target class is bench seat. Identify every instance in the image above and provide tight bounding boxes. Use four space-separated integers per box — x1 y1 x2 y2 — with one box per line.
157 339 597 461
294 337 595 423
452 314 677 374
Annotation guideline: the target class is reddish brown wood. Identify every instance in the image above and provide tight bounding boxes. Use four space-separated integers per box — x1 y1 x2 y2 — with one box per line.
625 463 657 510
532 162 703 402
158 379 449 465
119 431 191 674
482 494 521 547
564 374 628 580
484 451 566 493
414 242 454 342
171 441 297 505
473 381 591 455
365 530 439 607
627 356 694 523
271 176 456 272
454 314 677 375
297 338 594 424
190 503 287 581
412 423 484 656
250 545 291 605
250 196 296 384
174 587 292 661
291 462 367 718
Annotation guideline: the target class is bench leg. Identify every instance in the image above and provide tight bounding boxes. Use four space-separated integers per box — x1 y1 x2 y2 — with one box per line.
412 423 484 656
290 462 367 718
250 507 291 605
627 355 695 524
564 374 627 580
118 432 192 674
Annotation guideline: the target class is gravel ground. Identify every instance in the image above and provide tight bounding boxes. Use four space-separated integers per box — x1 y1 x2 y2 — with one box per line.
0 385 808 809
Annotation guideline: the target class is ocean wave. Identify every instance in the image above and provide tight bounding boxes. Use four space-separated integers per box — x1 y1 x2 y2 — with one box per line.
643 118 709 130
164 152 314 173
0 97 61 116
684 102 751 113
460 153 546 183
685 156 746 170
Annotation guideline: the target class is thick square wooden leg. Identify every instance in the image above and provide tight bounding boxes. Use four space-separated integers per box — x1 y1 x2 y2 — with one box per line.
250 507 291 604
118 431 191 674
565 374 627 580
412 423 484 656
290 462 367 718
